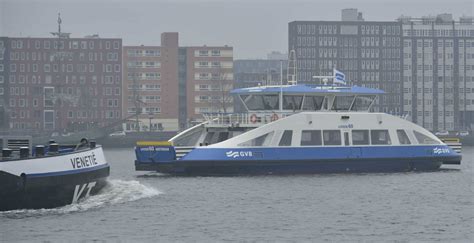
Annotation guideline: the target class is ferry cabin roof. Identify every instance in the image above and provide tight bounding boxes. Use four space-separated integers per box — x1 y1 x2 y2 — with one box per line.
231 84 384 112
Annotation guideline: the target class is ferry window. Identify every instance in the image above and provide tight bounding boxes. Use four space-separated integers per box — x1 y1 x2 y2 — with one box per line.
217 132 230 143
413 130 440 145
352 95 376 111
352 130 369 145
242 94 279 111
323 130 341 145
301 130 322 146
203 132 215 145
371 130 391 145
302 96 325 110
396 130 411 145
262 95 279 110
344 132 350 146
173 127 202 146
239 132 274 147
333 96 355 111
283 95 303 111
279 130 293 146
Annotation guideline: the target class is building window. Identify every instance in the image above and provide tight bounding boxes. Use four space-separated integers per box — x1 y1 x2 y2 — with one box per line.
44 110 55 130
145 72 160 80
145 50 160 56
211 50 221 56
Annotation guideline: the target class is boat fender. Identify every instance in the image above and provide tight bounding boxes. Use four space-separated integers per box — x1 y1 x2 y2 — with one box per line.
250 114 258 123
271 113 279 122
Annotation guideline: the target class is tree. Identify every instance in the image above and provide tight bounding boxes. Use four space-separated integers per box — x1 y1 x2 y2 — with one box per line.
210 70 233 114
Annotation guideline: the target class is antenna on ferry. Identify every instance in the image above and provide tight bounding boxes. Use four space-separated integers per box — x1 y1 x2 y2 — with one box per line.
279 61 283 111
287 50 297 85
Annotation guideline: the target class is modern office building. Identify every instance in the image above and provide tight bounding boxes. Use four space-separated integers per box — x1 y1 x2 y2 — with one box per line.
0 35 123 133
288 9 403 115
288 9 474 132
122 33 233 131
400 14 474 132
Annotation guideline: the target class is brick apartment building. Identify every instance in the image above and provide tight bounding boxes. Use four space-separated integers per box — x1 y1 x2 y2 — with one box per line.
183 45 233 124
122 33 233 131
0 36 122 133
123 33 179 132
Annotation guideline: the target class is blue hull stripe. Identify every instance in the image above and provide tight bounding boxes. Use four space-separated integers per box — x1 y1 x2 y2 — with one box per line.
180 145 460 162
137 157 446 175
27 164 110 178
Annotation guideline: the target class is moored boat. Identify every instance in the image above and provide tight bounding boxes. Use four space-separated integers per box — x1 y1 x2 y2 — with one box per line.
0 137 110 211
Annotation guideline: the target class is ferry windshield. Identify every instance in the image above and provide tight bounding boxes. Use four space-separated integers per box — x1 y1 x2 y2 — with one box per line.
333 96 354 111
241 94 304 111
282 95 303 110
352 95 376 111
241 94 279 110
302 96 325 111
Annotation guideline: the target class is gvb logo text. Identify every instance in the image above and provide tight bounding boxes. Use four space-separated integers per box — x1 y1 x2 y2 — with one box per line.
226 151 253 158
433 147 450 155
72 182 97 203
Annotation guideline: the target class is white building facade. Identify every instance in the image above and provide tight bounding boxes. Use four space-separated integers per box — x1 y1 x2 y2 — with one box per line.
401 15 474 132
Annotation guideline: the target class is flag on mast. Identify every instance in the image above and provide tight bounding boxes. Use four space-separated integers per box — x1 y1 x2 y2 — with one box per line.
333 69 346 85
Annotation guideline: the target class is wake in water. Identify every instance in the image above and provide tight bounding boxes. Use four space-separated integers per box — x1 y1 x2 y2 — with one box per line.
0 179 161 218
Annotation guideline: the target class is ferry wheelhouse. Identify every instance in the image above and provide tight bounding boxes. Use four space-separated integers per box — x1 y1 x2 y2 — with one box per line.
134 81 461 175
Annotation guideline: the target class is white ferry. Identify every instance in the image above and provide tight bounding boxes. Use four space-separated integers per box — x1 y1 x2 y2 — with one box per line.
0 137 109 211
134 73 461 175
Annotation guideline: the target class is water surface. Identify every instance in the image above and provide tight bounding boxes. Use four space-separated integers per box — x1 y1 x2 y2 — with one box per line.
1 147 473 241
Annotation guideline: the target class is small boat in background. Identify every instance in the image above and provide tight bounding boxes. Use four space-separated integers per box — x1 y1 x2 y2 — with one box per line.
0 136 110 211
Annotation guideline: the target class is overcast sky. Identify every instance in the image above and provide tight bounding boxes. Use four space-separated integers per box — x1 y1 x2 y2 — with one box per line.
1 0 473 59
